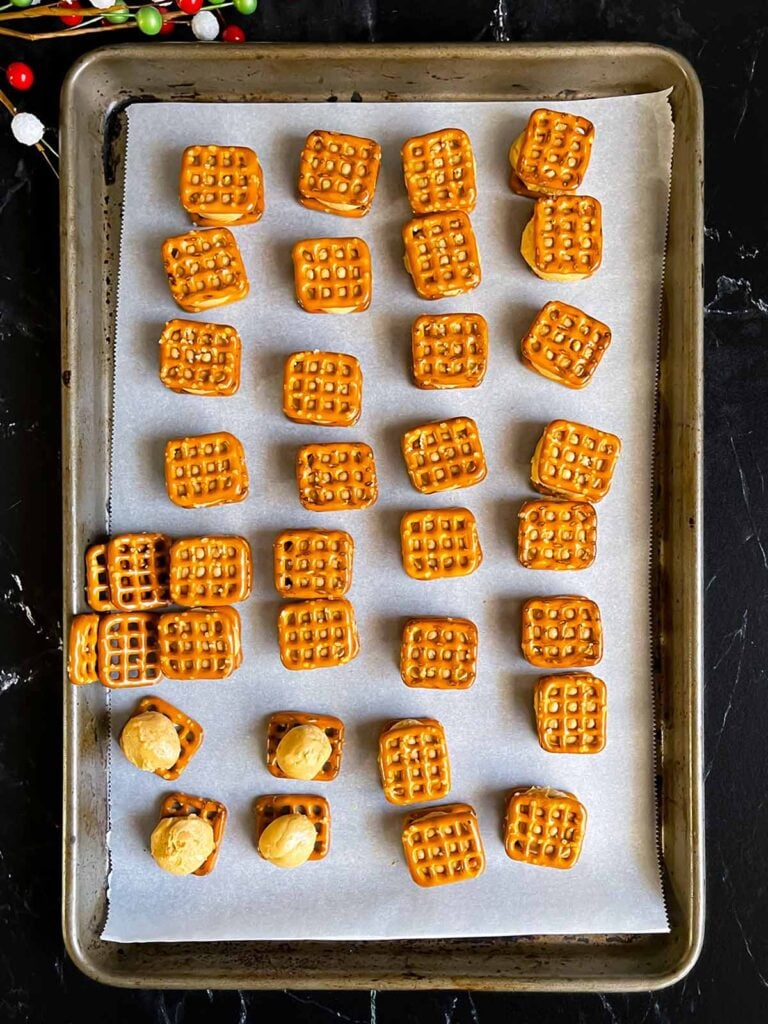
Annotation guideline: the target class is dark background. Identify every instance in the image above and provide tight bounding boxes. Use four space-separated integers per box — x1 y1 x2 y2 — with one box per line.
0 1 763 1021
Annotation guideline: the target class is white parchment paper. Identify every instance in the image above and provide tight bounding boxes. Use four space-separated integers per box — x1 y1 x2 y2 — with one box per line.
103 95 672 942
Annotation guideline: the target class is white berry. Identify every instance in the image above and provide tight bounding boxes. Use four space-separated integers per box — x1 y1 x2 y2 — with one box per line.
88 0 115 8
11 112 45 147
191 10 219 40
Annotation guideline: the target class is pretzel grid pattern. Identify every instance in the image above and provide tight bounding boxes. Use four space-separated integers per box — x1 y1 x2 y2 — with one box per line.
162 228 249 313
378 718 451 805
157 607 242 680
535 674 607 754
530 195 602 278
165 431 249 509
521 596 603 668
158 319 242 396
296 442 378 511
402 212 481 300
516 109 594 194
298 130 382 217
400 508 482 580
400 617 478 690
106 533 171 611
292 237 372 314
274 529 354 599
402 416 487 494
521 302 610 389
277 598 359 671
517 500 597 570
169 536 252 606
504 788 587 869
160 792 227 875
266 711 345 781
533 420 621 503
180 145 264 226
401 128 477 214
136 696 205 780
97 612 161 688
411 313 488 389
68 614 99 685
402 803 485 887
254 794 330 860
283 351 362 427
85 543 116 612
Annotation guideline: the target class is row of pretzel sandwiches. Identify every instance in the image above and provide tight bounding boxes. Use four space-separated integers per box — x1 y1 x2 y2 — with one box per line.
68 111 618 885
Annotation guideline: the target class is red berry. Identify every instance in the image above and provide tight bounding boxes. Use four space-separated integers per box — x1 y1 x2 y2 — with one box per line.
59 0 83 26
222 24 245 42
6 62 34 91
159 13 176 34
176 0 203 13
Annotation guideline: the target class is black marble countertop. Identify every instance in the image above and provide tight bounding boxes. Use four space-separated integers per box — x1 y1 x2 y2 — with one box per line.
0 1 762 1021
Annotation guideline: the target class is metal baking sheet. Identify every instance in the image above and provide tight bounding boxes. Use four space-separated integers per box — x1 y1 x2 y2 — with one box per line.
60 42 703 990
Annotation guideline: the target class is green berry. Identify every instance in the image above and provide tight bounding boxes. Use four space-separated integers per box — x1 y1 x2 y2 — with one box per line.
233 0 258 14
136 4 163 34
10 0 35 8
105 0 130 24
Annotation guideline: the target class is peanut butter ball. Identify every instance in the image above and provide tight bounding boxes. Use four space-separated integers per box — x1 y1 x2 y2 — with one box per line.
120 711 181 772
150 815 215 876
275 724 332 781
258 813 317 868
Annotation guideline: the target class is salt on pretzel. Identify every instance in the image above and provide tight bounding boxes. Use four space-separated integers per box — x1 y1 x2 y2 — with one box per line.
402 211 481 299
401 416 487 494
165 431 249 509
97 611 162 688
521 595 603 668
292 237 372 314
298 130 381 217
273 528 354 600
534 673 607 754
411 313 488 390
400 617 478 690
179 144 264 226
277 598 359 671
283 350 363 427
168 536 252 606
521 301 610 389
517 499 597 570
157 607 242 680
400 507 482 580
296 441 378 511
68 614 99 685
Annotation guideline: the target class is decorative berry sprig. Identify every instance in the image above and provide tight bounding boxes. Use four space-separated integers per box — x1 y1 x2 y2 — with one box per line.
0 0 257 41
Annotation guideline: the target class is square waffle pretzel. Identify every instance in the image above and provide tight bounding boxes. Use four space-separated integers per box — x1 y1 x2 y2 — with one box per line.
504 786 587 869
411 313 489 389
534 673 607 754
401 128 477 215
157 607 242 680
254 794 330 861
277 598 359 671
522 195 603 280
296 442 378 511
298 130 382 217
159 792 227 875
266 711 345 781
401 416 487 494
517 499 597 571
283 350 363 427
292 237 372 314
531 419 621 503
400 617 478 690
521 596 603 668
68 614 99 685
158 319 242 397
402 211 481 300
510 108 594 197
135 695 205 779
521 302 611 389
179 144 264 227
169 536 253 606
165 431 249 509
85 543 116 612
161 228 249 313
378 717 451 805
106 533 171 611
97 612 161 688
273 529 354 599
400 507 482 580
402 802 485 887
